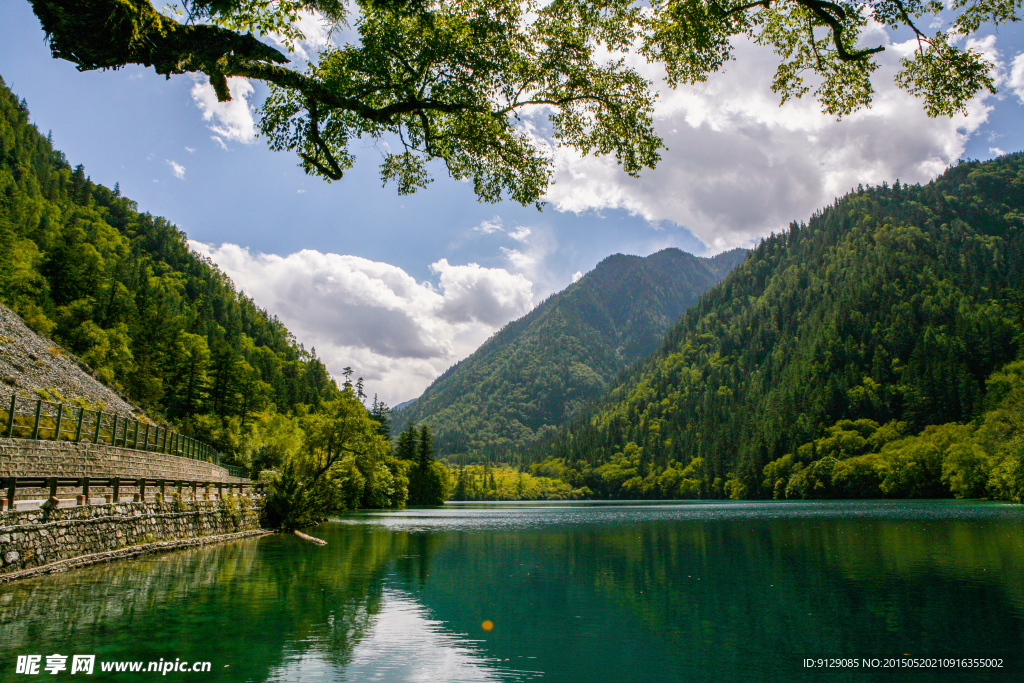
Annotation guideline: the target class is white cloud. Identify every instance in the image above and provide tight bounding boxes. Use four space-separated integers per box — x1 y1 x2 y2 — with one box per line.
211 136 228 151
191 76 257 144
572 270 583 283
190 242 535 404
185 146 195 153
472 217 505 234
166 159 185 179
266 10 333 62
542 31 999 253
1010 52 1024 103
507 226 532 242
431 259 534 326
464 216 558 286
990 147 1007 157
499 225 557 285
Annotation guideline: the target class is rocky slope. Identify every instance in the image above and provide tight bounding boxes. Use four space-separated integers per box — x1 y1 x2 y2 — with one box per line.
0 304 141 417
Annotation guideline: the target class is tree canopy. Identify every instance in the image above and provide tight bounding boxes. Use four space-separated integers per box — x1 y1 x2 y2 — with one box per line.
28 0 1015 205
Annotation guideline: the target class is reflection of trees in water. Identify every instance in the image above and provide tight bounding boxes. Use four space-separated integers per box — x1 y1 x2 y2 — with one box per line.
5 509 1021 681
0 525 406 681
0 539 267 649
578 518 1024 660
393 531 443 589
392 512 1024 680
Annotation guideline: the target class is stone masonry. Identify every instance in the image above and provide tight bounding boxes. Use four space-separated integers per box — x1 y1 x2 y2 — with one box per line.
0 438 245 487
0 498 264 578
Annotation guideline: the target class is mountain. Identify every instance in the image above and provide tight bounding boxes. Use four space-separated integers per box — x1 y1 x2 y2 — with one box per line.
0 75 341 458
532 154 1024 500
393 247 749 456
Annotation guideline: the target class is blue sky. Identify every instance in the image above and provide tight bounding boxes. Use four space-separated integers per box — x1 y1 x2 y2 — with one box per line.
2 0 1023 404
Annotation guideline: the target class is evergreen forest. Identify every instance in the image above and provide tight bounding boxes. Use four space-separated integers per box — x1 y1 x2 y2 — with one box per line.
0 75 417 520
3 70 1024 508
528 154 1024 502
393 247 747 457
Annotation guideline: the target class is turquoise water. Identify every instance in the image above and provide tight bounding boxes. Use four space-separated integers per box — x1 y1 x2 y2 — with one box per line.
2 500 1023 681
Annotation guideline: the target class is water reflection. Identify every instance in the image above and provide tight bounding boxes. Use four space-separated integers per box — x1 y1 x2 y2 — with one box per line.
1 501 1022 682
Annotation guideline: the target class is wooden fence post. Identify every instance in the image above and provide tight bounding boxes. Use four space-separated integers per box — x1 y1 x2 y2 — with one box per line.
143 424 150 451
94 410 102 444
81 477 90 504
112 477 120 503
6 395 15 438
74 406 84 441
54 404 63 442
47 477 57 500
31 400 42 440
5 478 14 509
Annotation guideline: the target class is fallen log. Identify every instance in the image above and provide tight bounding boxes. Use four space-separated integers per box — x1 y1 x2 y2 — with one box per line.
293 529 327 545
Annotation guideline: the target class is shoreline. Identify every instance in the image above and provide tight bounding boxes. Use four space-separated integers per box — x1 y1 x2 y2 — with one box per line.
0 528 273 584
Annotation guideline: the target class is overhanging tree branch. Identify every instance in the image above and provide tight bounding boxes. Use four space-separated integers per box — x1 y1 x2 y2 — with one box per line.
26 0 1012 201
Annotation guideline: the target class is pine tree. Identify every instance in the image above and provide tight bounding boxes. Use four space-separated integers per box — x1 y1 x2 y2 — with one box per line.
417 424 434 469
370 395 391 438
395 423 417 460
407 424 446 505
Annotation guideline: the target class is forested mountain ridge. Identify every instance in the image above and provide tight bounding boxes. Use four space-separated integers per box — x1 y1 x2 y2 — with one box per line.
393 247 748 456
531 154 1024 500
0 75 340 459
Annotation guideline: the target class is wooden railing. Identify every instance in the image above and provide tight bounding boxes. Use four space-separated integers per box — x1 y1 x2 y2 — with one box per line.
3 394 236 473
0 476 262 511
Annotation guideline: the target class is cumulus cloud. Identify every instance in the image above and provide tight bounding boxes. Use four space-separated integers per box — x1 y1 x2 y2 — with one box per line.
432 259 534 325
542 31 999 252
191 76 257 144
166 159 185 179
1010 52 1024 103
190 242 535 404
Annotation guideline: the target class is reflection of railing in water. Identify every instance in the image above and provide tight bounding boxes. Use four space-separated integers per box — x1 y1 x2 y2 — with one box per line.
2 393 241 475
0 476 263 511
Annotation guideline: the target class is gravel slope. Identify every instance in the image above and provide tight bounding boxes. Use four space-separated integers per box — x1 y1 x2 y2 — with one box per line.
0 304 142 417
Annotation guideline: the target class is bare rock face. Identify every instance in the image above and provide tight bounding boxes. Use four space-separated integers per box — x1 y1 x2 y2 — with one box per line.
0 304 141 417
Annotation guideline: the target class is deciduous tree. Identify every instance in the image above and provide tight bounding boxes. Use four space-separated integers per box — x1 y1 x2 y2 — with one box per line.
27 0 1014 204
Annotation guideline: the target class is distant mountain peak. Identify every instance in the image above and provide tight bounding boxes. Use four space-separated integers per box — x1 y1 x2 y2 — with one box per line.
392 246 748 456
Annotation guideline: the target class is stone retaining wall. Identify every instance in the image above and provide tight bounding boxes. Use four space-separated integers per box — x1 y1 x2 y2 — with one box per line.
0 438 244 488
0 498 263 579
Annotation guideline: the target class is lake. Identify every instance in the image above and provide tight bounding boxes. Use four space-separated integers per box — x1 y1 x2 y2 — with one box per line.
2 500 1023 682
